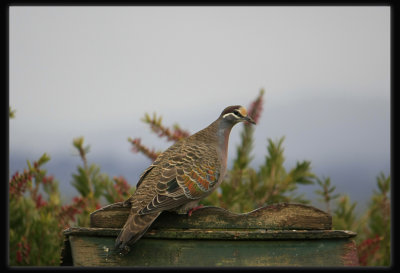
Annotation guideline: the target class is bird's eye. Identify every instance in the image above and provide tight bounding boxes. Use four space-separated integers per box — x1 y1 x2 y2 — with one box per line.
233 110 241 117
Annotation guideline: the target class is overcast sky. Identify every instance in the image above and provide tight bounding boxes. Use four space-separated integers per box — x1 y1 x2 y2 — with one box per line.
9 6 390 210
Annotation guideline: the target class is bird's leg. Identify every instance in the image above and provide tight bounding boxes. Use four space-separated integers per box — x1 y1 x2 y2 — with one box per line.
187 204 204 217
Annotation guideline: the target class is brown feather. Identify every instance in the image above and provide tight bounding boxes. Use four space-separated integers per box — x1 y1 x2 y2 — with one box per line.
115 105 253 252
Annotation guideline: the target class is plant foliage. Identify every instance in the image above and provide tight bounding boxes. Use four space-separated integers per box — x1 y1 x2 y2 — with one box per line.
8 96 390 266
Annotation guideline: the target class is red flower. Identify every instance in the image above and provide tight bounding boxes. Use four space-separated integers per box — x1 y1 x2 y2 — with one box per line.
15 236 31 264
129 138 159 161
16 250 22 263
247 89 264 125
9 170 32 197
358 235 382 266
35 194 48 209
42 175 54 185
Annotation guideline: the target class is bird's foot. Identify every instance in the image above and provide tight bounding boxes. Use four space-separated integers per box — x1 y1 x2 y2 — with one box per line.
117 245 131 257
187 204 204 216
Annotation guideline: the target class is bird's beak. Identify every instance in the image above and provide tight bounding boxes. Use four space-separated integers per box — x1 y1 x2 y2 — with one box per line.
244 116 256 125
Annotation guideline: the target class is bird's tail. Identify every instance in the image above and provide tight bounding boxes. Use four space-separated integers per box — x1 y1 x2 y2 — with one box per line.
115 210 161 253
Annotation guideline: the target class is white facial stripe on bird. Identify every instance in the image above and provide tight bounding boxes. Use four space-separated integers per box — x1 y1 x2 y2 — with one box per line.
222 106 248 120
222 112 241 119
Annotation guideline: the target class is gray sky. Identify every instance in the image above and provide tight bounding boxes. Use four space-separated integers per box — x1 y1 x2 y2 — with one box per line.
9 6 390 210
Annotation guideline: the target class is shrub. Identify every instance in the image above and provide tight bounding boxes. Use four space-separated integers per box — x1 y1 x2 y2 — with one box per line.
9 96 390 266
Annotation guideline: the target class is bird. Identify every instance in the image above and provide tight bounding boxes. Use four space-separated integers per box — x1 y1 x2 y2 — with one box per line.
115 105 256 253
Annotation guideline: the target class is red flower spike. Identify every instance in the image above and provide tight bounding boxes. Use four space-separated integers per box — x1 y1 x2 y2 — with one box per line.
247 90 264 125
16 250 22 263
35 194 48 209
129 138 159 161
357 235 382 266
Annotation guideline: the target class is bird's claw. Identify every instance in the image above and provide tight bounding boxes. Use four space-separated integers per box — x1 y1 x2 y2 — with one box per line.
187 204 204 216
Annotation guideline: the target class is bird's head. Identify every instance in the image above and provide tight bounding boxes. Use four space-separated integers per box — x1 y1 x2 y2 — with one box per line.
220 105 256 125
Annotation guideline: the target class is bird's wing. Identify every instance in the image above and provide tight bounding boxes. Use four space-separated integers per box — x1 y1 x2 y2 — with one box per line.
135 165 155 189
137 141 221 215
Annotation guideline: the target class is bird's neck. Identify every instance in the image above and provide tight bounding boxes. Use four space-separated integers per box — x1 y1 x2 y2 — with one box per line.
204 118 234 160
216 119 235 172
190 118 235 158
216 118 234 149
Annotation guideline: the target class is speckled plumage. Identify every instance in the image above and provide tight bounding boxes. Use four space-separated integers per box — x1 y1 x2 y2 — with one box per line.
115 105 255 252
